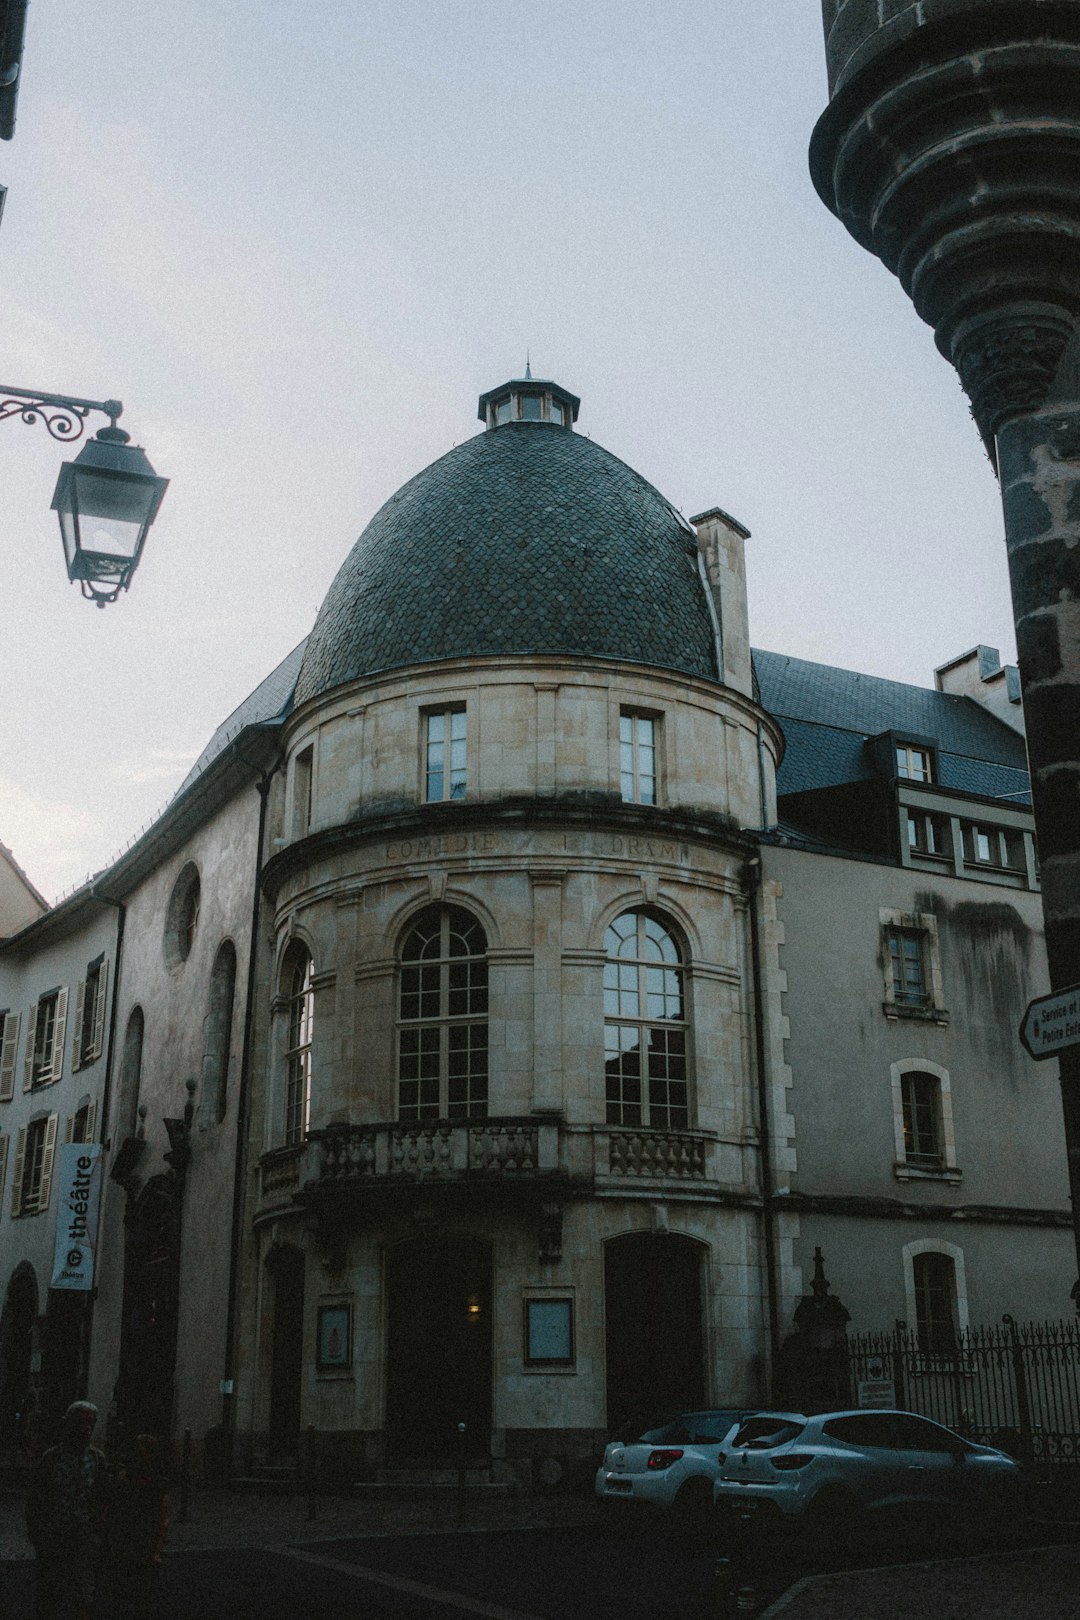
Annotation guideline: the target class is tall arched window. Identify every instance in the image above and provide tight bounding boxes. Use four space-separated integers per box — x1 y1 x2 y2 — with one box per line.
283 946 313 1146
117 1008 144 1142
912 1251 958 1355
204 941 237 1125
398 905 488 1121
604 911 688 1129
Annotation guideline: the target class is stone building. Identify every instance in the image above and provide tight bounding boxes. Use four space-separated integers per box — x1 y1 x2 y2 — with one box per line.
756 646 1070 1359
0 374 1072 1482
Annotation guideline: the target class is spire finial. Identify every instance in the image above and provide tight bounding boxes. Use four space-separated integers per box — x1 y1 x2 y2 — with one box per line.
525 350 532 381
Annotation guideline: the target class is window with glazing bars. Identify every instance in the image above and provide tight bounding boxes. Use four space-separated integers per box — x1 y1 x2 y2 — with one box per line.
398 905 488 1120
425 708 467 802
901 1071 943 1167
604 911 687 1129
619 712 657 805
284 951 313 1145
896 744 933 782
887 928 929 1006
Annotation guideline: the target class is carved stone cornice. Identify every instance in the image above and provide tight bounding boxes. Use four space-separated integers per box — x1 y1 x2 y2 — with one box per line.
811 10 1080 449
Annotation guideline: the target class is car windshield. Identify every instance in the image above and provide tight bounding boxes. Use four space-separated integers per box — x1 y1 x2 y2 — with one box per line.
731 1416 804 1450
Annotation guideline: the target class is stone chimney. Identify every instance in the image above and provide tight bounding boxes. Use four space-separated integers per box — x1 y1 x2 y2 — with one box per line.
934 644 1024 734
691 507 752 698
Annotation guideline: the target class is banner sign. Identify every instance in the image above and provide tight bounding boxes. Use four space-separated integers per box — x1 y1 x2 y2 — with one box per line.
51 1143 102 1291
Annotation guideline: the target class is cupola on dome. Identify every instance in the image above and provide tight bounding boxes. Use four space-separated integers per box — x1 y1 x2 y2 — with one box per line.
294 377 719 709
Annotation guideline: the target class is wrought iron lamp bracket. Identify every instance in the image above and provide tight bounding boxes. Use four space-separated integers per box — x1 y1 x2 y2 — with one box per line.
0 384 123 442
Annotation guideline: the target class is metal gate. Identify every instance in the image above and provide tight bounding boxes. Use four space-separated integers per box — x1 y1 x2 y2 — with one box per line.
848 1316 1080 1473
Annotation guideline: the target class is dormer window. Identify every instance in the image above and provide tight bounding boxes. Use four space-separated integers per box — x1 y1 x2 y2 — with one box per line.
896 744 933 783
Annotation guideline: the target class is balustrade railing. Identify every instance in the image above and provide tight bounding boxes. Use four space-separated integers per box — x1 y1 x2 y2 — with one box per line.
265 1119 717 1200
606 1128 707 1179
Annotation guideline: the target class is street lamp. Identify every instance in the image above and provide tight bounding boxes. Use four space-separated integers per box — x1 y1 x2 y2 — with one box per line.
0 385 168 605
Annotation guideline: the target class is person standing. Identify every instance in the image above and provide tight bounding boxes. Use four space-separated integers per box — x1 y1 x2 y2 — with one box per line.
25 1400 109 1620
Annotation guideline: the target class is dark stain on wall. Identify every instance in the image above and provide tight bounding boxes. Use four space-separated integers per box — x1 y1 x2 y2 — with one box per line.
920 891 1036 1079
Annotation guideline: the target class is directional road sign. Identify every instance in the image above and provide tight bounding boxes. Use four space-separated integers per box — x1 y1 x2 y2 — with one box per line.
1020 984 1080 1060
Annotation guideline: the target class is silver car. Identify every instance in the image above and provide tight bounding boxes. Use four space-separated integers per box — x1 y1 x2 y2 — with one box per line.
596 1408 758 1525
713 1409 1022 1531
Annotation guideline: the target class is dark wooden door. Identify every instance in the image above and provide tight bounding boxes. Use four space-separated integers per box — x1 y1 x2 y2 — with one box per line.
604 1232 705 1433
385 1237 492 1460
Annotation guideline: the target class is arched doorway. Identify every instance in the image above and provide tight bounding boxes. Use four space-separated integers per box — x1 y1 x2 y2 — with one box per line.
604 1232 705 1432
266 1245 305 1460
0 1265 38 1454
385 1236 492 1461
117 1175 183 1438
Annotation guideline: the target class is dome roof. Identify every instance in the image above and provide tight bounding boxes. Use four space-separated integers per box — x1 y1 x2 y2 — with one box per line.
295 412 718 709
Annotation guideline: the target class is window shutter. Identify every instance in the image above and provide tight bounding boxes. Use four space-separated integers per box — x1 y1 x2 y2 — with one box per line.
0 1134 7 1202
22 1003 37 1092
37 1114 58 1212
50 989 68 1084
10 1125 26 1215
71 979 87 1072
64 1114 74 1144
85 1098 98 1143
92 961 109 1061
0 1012 19 1102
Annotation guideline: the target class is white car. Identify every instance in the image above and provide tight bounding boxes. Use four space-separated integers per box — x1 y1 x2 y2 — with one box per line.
595 1408 758 1525
713 1409 1022 1532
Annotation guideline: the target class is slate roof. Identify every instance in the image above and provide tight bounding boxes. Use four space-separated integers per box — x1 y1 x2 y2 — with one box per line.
753 649 1031 806
174 638 308 798
295 422 716 707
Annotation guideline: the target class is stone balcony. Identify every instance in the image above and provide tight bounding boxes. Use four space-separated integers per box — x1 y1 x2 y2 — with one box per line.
255 1117 731 1228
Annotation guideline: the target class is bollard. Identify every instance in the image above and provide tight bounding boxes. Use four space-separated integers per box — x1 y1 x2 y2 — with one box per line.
735 1587 756 1616
307 1423 318 1521
457 1421 467 1522
179 1428 191 1523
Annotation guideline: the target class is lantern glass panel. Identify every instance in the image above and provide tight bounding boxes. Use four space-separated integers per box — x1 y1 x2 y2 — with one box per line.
71 468 156 561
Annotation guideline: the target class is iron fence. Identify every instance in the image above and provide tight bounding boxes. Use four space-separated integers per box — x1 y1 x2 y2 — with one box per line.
847 1316 1080 1473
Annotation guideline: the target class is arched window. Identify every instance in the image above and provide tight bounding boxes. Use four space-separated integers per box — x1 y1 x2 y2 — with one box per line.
204 942 237 1125
912 1251 958 1355
283 946 313 1146
164 863 200 967
604 911 687 1129
117 1008 144 1142
398 905 488 1121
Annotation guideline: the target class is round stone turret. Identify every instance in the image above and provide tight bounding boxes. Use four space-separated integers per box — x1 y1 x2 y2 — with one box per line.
812 1 1080 448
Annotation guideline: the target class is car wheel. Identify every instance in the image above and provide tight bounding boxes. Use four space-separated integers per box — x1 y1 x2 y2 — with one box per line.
804 1487 863 1545
673 1479 714 1534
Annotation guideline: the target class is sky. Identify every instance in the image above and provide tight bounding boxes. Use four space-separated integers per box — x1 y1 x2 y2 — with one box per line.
0 2 1017 904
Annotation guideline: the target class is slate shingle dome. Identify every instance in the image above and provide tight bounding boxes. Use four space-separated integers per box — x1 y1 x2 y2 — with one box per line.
294 396 719 708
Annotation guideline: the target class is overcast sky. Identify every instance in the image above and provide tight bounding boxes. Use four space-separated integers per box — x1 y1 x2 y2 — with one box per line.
0 3 1016 903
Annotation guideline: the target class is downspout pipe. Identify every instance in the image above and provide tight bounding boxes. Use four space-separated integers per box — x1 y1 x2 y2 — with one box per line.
745 856 782 1386
220 765 273 1476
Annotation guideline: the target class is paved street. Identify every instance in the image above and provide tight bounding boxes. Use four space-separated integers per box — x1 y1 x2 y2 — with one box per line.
2 1488 1080 1618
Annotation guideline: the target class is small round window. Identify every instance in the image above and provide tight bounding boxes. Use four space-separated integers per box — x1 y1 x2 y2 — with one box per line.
164 863 201 968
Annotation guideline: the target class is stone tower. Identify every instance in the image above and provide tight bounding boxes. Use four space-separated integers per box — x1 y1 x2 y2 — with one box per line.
810 1 1080 1297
